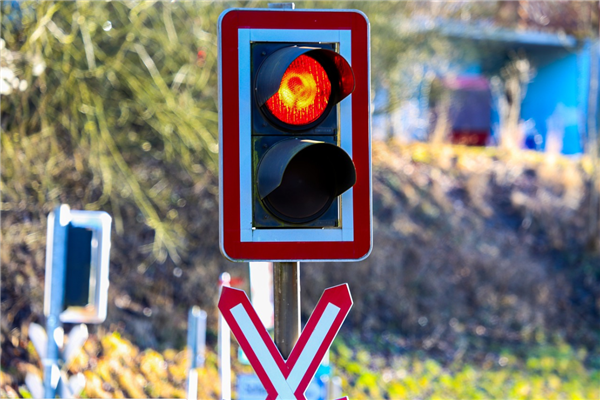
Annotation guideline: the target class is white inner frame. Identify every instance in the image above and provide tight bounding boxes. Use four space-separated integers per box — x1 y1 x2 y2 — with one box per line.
238 28 354 243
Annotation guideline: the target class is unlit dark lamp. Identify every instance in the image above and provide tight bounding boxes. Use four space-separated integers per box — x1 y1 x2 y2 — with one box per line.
257 139 356 223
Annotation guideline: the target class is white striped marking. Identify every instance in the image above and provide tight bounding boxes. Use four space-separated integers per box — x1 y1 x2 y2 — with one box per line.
230 302 341 399
231 304 294 399
286 303 340 392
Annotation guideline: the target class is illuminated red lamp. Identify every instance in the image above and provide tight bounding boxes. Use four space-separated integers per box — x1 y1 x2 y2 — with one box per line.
266 55 332 125
255 47 354 130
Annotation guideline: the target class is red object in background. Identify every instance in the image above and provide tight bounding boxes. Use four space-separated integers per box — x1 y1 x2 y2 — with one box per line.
229 277 244 287
450 130 489 146
197 49 206 67
441 76 492 146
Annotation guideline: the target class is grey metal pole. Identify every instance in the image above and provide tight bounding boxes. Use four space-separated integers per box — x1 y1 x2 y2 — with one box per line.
44 205 69 398
187 306 207 400
273 262 300 360
188 306 207 369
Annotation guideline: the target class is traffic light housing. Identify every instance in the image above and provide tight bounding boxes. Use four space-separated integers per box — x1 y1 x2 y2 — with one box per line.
252 43 357 228
44 206 112 324
218 9 372 261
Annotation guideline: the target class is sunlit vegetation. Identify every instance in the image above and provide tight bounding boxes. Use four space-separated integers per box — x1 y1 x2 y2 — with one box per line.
1 0 225 263
332 334 600 400
3 332 220 399
4 331 599 399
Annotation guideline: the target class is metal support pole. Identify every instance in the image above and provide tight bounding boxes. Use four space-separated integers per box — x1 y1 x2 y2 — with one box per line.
273 262 300 360
187 306 207 400
188 306 207 369
44 205 69 399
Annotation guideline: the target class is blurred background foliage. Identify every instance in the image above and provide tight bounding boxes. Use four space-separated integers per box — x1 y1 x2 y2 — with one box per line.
2 0 597 264
1 1 600 398
1 0 222 263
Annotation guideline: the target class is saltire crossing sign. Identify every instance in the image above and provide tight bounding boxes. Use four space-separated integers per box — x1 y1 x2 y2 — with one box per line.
218 284 352 399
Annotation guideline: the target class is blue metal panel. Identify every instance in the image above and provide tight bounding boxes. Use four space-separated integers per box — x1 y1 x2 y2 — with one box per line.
521 51 582 154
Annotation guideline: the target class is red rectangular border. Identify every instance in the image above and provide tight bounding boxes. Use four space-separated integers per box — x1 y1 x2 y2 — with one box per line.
219 9 371 261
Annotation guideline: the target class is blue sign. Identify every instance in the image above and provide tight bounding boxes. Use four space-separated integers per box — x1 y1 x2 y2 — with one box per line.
237 371 328 400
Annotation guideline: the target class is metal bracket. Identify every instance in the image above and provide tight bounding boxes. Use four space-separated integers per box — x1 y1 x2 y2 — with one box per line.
268 3 295 9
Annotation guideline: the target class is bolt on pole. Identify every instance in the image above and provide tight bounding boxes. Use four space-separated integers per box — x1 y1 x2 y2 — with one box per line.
273 262 300 360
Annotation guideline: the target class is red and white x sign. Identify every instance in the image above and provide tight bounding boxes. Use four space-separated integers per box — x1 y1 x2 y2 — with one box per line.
218 284 353 400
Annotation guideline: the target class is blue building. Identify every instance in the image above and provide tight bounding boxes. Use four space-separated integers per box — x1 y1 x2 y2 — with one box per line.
376 19 600 155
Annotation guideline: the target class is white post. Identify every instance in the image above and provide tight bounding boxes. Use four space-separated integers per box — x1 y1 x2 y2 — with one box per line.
218 273 231 400
248 262 274 329
186 369 198 400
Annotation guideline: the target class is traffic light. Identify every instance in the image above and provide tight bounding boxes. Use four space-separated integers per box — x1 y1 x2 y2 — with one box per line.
218 9 372 261
44 206 112 324
252 44 357 228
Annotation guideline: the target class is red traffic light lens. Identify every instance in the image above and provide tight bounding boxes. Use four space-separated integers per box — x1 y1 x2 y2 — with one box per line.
266 55 332 126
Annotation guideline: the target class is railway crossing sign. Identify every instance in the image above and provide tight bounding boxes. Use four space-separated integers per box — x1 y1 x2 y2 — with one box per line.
218 284 353 399
218 8 372 262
